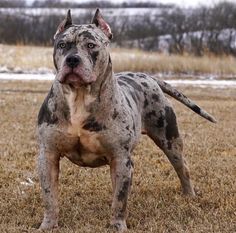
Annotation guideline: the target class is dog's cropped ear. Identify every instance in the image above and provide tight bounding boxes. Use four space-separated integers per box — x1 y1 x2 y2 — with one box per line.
54 9 72 40
92 9 113 40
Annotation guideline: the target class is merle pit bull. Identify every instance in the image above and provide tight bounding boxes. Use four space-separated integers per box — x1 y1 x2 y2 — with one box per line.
37 9 216 232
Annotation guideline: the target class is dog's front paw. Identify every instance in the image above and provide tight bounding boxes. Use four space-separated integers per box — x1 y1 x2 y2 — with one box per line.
39 216 58 230
110 219 127 232
182 185 196 197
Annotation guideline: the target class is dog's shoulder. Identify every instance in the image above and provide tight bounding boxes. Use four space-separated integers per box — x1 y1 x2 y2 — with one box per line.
38 84 58 126
38 81 70 126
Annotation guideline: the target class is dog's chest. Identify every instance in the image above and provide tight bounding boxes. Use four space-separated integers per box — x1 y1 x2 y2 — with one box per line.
66 92 105 155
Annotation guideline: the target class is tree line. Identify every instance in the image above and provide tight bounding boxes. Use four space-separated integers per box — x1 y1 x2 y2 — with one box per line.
0 1 236 56
0 0 173 9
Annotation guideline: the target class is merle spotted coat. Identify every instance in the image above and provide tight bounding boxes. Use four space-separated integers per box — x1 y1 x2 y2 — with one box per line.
37 9 216 232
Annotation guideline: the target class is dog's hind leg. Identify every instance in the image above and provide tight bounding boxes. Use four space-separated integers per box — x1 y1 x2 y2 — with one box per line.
145 105 195 196
160 136 195 196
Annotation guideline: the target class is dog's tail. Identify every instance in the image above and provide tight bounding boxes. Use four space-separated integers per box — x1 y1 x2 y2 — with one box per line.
156 79 217 123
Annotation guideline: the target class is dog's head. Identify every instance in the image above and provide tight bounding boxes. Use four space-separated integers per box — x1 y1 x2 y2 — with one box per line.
53 9 112 87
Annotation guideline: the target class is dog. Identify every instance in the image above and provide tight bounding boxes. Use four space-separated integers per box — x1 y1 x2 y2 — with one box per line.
37 9 216 232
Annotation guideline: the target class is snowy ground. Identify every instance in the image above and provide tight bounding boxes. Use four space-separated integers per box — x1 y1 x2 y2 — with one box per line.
0 72 236 88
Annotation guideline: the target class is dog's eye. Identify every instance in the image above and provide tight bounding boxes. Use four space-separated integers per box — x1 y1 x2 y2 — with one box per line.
87 43 96 49
58 42 66 49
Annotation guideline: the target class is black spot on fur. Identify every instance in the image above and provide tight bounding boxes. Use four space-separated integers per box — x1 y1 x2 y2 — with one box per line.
165 106 179 140
157 114 165 128
65 42 76 50
141 82 148 88
78 31 95 41
121 137 131 152
157 111 165 128
125 96 132 109
127 73 134 77
121 77 142 92
118 180 130 201
192 105 201 114
167 141 172 150
137 73 147 79
130 81 142 92
38 87 58 125
130 91 138 105
112 108 119 119
126 159 134 168
91 51 99 65
68 25 82 35
182 93 188 99
152 94 159 101
83 117 106 131
118 80 127 87
44 188 50 194
86 25 94 29
143 98 149 108
61 44 77 57
132 122 136 131
146 110 157 119
124 145 129 151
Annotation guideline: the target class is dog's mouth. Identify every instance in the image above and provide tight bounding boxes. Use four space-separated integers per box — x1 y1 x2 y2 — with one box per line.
59 71 88 86
58 65 97 87
65 73 82 82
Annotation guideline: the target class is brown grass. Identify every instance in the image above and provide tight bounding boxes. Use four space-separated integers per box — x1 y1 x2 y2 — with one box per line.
0 44 53 70
0 80 235 233
111 48 236 76
1 44 236 77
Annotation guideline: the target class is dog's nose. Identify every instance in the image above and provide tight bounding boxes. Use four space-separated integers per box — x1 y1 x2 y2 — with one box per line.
66 55 81 68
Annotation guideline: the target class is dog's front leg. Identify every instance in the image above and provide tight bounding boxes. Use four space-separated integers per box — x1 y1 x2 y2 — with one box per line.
110 156 133 232
38 147 60 230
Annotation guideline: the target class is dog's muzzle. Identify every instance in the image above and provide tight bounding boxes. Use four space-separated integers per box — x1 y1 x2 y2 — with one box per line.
58 54 96 86
59 55 84 85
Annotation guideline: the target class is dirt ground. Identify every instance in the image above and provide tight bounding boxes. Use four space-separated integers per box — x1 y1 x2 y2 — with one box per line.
0 80 235 233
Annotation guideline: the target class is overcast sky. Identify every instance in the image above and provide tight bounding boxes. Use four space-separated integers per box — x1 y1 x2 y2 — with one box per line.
57 0 235 8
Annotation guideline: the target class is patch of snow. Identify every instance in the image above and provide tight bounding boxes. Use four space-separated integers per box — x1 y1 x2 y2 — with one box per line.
0 66 10 73
0 73 235 88
166 79 236 88
155 72 236 80
0 73 54 80
20 177 35 187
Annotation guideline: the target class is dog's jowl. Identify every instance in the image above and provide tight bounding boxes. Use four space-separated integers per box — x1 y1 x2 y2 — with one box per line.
37 9 216 232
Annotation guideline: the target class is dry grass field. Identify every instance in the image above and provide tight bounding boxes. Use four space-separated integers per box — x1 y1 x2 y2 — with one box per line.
1 44 236 77
0 80 235 233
